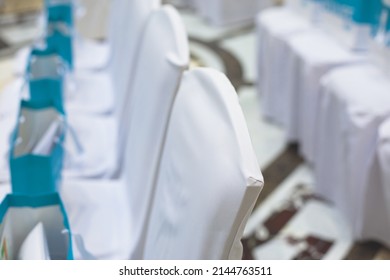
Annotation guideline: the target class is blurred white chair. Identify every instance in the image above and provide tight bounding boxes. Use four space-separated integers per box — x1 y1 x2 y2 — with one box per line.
76 0 159 73
60 5 189 259
360 118 390 247
283 30 363 162
69 0 161 116
14 0 161 116
256 6 311 125
314 64 390 237
144 68 263 260
65 0 161 117
110 0 161 122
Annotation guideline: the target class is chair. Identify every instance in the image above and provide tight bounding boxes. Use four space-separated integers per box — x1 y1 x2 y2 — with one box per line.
1 0 161 179
109 0 161 122
76 0 160 73
67 0 161 116
256 6 311 126
314 63 390 238
60 5 189 259
118 5 189 259
143 68 264 260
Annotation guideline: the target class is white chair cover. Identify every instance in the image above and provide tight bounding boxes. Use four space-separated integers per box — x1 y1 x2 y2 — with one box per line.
110 0 161 122
256 6 311 125
67 0 161 116
144 68 264 260
314 64 390 237
283 30 363 161
120 5 189 259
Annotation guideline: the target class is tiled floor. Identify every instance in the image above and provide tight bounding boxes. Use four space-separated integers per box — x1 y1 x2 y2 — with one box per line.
0 4 389 260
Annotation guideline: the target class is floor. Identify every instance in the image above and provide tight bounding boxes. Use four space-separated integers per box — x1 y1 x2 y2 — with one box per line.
0 3 390 260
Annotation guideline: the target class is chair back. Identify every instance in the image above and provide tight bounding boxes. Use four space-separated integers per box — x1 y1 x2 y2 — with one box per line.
144 68 263 259
109 0 161 120
121 5 189 259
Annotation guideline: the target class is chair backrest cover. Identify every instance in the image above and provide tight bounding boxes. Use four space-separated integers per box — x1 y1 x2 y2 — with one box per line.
143 68 264 260
120 5 189 259
109 0 161 120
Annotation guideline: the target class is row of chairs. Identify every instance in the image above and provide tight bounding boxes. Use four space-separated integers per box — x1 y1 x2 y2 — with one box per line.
0 0 264 259
257 0 390 247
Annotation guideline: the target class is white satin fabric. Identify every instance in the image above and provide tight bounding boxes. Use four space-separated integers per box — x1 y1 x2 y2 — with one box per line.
256 6 312 126
144 68 263 260
314 64 390 244
121 5 189 259
60 5 189 259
